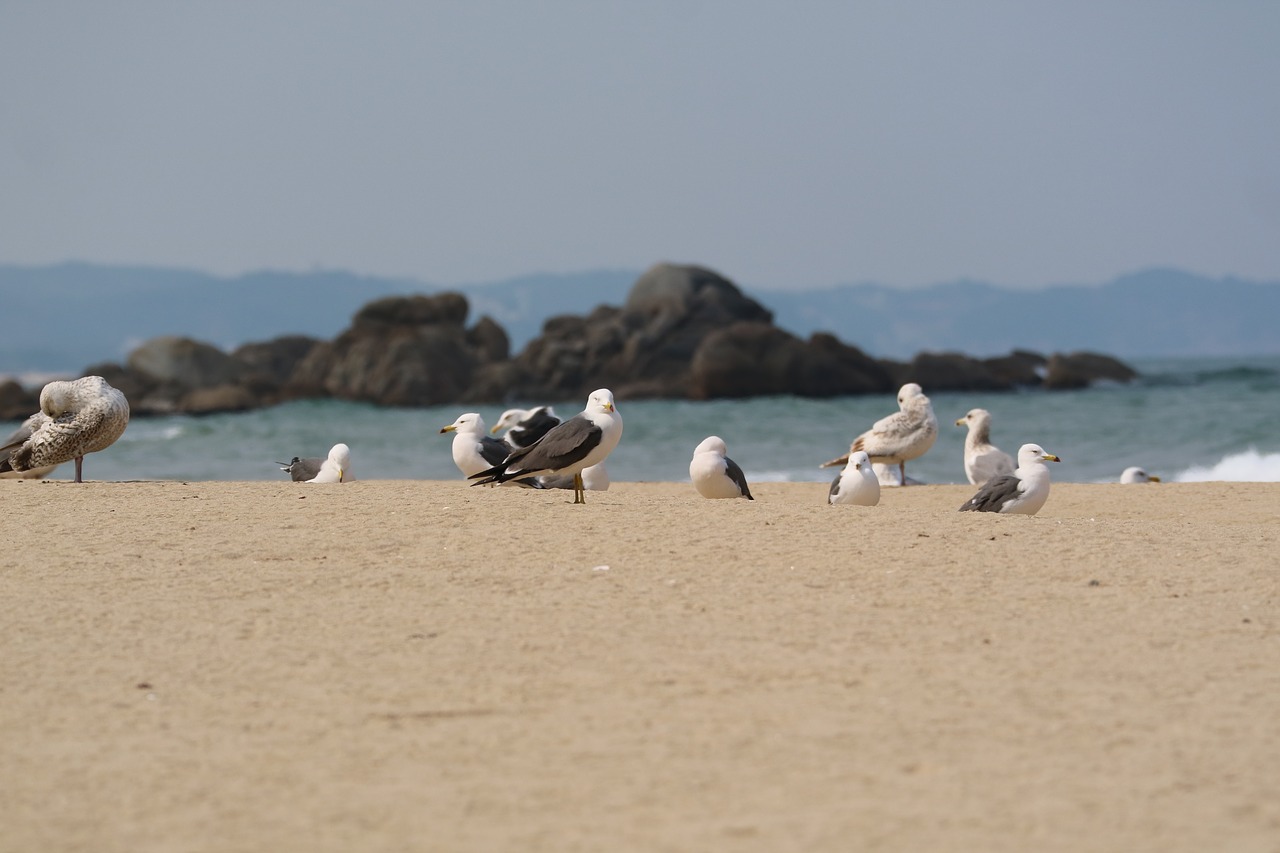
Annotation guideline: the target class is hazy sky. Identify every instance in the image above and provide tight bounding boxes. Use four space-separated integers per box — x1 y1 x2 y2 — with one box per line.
3 2 1278 291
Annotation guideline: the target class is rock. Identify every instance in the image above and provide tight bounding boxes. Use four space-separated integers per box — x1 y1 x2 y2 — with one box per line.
233 335 322 386
0 380 40 420
180 384 260 414
289 292 508 406
128 336 246 389
885 351 1009 392
982 350 1048 387
1043 351 1138 389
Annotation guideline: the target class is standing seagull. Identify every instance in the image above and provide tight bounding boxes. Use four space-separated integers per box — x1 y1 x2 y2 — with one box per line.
689 436 754 500
955 408 1016 487
1120 467 1161 484
821 383 937 485
828 450 880 506
0 375 129 483
959 443 1060 515
491 406 561 449
440 413 512 478
470 388 623 504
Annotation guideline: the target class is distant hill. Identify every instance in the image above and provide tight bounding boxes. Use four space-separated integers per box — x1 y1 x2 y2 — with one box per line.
1 262 1277 378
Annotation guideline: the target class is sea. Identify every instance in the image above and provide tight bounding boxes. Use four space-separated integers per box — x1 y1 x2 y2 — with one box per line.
4 355 1279 486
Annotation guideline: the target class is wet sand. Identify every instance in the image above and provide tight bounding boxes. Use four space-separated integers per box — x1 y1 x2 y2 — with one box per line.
2 480 1278 852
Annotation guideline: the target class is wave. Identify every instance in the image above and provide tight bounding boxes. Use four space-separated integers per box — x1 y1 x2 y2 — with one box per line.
1174 447 1280 483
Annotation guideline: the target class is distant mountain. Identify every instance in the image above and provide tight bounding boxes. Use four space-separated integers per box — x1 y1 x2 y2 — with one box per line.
762 269 1280 359
1 262 1277 378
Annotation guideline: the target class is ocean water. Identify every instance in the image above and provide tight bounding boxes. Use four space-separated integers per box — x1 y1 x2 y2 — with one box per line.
4 356 1279 485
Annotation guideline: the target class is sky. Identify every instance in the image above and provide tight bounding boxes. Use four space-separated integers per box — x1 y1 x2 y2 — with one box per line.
2 2 1278 292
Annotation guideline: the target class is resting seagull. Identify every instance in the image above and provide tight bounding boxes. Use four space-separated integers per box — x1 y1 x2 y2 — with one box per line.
689 436 754 500
491 406 561 450
955 408 1015 487
828 450 880 506
306 443 351 483
959 443 1060 515
470 388 623 504
1120 466 1161 484
440 413 512 478
0 375 129 483
822 383 937 485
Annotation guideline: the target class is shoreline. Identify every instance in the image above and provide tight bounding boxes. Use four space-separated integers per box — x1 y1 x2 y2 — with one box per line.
3 481 1278 851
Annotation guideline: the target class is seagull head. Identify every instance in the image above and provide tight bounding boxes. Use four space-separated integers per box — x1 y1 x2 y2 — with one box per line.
440 413 484 435
694 436 727 457
1018 443 1060 466
587 389 616 414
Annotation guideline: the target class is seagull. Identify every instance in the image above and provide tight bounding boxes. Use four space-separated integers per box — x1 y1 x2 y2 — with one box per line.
278 444 351 483
0 414 60 479
822 383 937 485
470 388 623 504
955 408 1016 487
689 436 754 500
491 406 561 449
959 443 1060 515
440 413 512 478
828 450 880 506
1120 466 1161 484
277 455 323 482
0 375 129 483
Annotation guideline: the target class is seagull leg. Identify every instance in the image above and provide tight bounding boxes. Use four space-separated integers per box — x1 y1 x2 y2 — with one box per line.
899 461 906 486
75 455 84 484
573 472 585 504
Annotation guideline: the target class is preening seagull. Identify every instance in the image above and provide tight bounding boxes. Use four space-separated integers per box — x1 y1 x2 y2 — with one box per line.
955 408 1016 487
0 414 60 479
0 375 129 483
828 450 880 506
689 436 754 500
1120 466 1161 483
822 383 937 485
440 413 512 478
305 443 352 483
470 388 623 504
277 455 324 482
491 406 561 449
958 443 1060 515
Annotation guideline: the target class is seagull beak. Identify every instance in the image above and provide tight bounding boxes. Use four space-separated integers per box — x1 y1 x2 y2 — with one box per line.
1043 454 1061 462
337 467 344 482
439 425 456 434
489 424 501 434
954 417 965 427
1149 475 1161 482
602 402 614 413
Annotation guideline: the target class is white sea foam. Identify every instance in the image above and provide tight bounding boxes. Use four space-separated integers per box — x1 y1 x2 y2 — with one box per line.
1174 448 1280 483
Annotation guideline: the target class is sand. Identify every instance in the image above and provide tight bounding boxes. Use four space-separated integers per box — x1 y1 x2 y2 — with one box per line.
2 479 1278 852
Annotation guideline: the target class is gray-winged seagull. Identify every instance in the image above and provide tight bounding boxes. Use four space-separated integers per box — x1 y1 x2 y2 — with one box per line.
958 443 1060 515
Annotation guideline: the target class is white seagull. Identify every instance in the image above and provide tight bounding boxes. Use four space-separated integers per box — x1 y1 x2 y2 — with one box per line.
958 443 1060 515
828 450 880 506
0 375 129 483
440 413 512 478
955 408 1016 487
1120 466 1161 484
822 383 937 485
491 406 561 449
470 388 623 504
689 436 754 500
277 443 353 482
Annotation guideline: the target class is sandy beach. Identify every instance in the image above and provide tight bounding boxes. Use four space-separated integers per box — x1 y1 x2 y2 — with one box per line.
2 479 1278 852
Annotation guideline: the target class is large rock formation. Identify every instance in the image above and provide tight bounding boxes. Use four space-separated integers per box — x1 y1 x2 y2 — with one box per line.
27 263 1137 415
289 292 509 406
